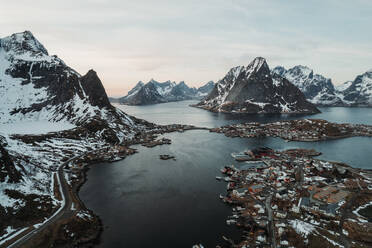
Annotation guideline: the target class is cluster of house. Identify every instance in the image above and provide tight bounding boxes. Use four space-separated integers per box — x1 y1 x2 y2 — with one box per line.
210 119 372 142
216 147 372 247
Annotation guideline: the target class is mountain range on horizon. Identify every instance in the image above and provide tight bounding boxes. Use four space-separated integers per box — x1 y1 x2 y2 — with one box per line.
112 79 215 105
272 65 372 107
115 63 372 108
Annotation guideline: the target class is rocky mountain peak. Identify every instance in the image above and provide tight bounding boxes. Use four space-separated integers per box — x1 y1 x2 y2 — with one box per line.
0 31 132 126
0 30 48 56
196 57 320 114
272 66 286 76
245 57 270 76
271 64 343 106
136 81 145 87
291 65 313 76
118 79 214 105
341 69 372 105
80 69 111 108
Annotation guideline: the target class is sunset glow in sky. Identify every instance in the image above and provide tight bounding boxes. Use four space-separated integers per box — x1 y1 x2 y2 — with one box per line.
1 0 371 96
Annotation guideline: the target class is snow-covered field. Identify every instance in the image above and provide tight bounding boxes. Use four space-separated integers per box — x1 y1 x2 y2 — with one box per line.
0 121 76 135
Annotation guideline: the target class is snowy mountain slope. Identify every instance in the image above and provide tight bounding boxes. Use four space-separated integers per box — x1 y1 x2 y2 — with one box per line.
335 81 353 92
0 31 131 129
196 81 215 97
0 31 158 242
195 57 320 114
272 65 343 106
118 80 214 105
339 69 372 106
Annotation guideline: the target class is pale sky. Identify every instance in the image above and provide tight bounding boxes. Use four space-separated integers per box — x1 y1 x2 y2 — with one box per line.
1 0 371 97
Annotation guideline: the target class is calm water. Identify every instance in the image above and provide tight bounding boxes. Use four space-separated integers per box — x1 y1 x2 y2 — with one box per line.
80 102 372 248
114 100 372 127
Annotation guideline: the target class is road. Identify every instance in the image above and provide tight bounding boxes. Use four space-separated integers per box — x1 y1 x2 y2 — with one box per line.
7 148 107 248
265 194 276 248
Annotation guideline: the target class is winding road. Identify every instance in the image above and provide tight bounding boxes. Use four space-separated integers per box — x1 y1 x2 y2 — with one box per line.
6 149 106 248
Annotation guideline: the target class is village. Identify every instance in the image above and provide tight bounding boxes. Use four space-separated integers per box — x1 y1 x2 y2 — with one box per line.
216 147 372 248
210 119 372 142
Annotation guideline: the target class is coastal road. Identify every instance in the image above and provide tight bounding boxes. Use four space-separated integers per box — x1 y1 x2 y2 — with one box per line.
265 194 276 248
6 148 107 248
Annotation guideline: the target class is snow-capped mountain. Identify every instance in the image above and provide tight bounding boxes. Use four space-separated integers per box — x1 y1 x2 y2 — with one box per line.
338 69 372 106
0 31 158 244
0 31 143 142
335 81 353 92
195 57 320 114
196 80 215 97
272 65 343 106
118 79 214 105
0 31 107 124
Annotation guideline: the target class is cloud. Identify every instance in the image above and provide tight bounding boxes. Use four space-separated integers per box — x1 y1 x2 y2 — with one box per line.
1 0 371 95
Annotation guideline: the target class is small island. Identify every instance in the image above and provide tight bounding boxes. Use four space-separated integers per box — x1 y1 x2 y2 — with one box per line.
159 154 176 160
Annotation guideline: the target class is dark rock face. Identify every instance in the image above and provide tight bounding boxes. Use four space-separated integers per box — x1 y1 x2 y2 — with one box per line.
272 65 343 106
170 81 197 99
0 138 22 183
80 70 111 108
118 80 214 105
341 70 372 106
196 57 320 114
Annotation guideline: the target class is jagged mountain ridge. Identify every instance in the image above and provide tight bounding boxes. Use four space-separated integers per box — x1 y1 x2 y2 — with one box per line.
340 69 372 106
272 65 372 107
0 31 144 142
118 79 215 105
195 57 320 114
272 65 343 106
0 31 158 241
0 31 109 124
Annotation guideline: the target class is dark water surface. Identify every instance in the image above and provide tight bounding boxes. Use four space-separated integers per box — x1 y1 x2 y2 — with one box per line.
80 102 372 248
114 100 372 127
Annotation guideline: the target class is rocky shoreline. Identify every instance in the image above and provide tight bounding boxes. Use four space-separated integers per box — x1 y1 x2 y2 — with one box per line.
1 123 208 247
190 104 320 115
210 119 372 142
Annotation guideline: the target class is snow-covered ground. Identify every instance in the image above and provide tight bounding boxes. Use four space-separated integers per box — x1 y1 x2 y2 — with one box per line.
0 121 76 135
